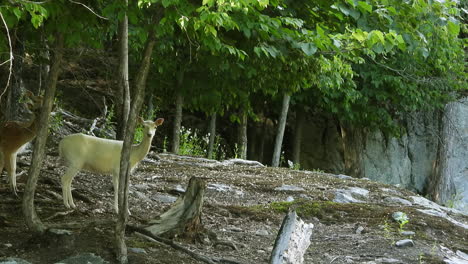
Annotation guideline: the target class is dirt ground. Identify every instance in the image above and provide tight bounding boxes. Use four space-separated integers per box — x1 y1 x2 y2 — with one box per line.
0 149 467 264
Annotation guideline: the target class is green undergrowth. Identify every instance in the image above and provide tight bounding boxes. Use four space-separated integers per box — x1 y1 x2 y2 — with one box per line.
225 199 401 225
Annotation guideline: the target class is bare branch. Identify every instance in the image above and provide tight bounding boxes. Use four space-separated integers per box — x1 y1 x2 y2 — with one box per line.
0 58 12 67
68 0 109 20
10 0 51 4
0 11 13 104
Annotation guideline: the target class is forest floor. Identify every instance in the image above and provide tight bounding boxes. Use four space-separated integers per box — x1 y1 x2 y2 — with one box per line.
0 148 467 264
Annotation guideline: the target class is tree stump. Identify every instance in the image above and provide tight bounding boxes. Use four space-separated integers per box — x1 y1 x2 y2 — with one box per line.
145 177 206 239
270 210 314 264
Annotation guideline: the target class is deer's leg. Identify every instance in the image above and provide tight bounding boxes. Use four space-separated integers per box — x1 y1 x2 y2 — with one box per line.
61 166 80 209
5 152 18 195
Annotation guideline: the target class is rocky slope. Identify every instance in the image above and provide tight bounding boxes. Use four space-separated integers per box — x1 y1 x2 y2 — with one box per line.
0 152 467 264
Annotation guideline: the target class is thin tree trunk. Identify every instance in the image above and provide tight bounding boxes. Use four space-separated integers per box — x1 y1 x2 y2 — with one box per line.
115 33 156 264
428 105 456 205
248 123 257 161
207 113 216 159
115 4 130 140
258 119 267 164
37 31 49 95
237 110 248 159
146 90 154 119
292 108 305 166
5 28 23 120
340 122 365 178
22 33 64 234
171 69 184 154
271 94 291 167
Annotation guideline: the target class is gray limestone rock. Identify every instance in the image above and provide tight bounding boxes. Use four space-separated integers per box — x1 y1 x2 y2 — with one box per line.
0 258 32 264
400 231 415 236
334 191 364 204
395 239 414 248
335 174 352 180
383 197 412 206
274 185 305 192
55 253 108 264
129 248 147 254
152 194 177 203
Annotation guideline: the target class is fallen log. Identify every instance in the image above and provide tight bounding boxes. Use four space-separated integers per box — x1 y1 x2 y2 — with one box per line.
270 210 314 264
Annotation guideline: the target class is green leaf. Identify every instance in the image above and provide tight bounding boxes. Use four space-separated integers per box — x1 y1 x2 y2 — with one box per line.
31 15 42 29
352 30 367 42
387 6 397 15
357 1 372 13
243 28 251 38
202 0 215 6
299 42 317 56
162 0 174 8
316 24 325 37
447 20 460 36
205 25 217 36
13 7 22 19
333 39 342 48
258 0 269 8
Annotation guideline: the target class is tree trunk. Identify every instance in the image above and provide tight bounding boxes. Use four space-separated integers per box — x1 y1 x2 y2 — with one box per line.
145 89 154 119
258 119 267 164
237 110 248 160
145 177 206 239
248 123 257 161
5 28 24 120
22 33 64 234
270 210 314 264
207 113 216 159
428 105 456 205
37 32 50 95
271 94 291 167
171 69 184 154
340 122 365 178
292 108 305 166
115 5 130 140
115 34 156 264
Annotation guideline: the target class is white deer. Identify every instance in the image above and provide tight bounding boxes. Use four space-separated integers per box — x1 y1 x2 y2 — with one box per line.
59 117 164 213
0 91 43 195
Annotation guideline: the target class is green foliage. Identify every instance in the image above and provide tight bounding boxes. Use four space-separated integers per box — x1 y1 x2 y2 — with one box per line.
49 112 63 133
1 0 465 146
179 126 208 157
97 106 115 139
287 160 301 170
382 220 396 244
394 212 409 232
133 125 144 144
178 126 226 159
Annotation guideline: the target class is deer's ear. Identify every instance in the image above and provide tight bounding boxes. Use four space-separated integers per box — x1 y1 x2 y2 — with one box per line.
155 118 164 126
138 116 144 124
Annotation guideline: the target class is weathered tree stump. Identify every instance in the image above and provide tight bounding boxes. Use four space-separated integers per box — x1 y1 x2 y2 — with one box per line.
145 177 205 239
270 210 314 264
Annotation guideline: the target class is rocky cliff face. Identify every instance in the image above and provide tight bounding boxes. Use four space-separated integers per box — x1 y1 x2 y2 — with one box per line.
300 97 468 212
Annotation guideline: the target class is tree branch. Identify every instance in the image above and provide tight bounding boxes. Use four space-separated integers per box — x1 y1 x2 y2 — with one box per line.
67 0 109 20
128 225 217 264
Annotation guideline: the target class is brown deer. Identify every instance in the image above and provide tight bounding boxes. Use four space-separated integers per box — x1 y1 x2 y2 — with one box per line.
0 91 43 195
